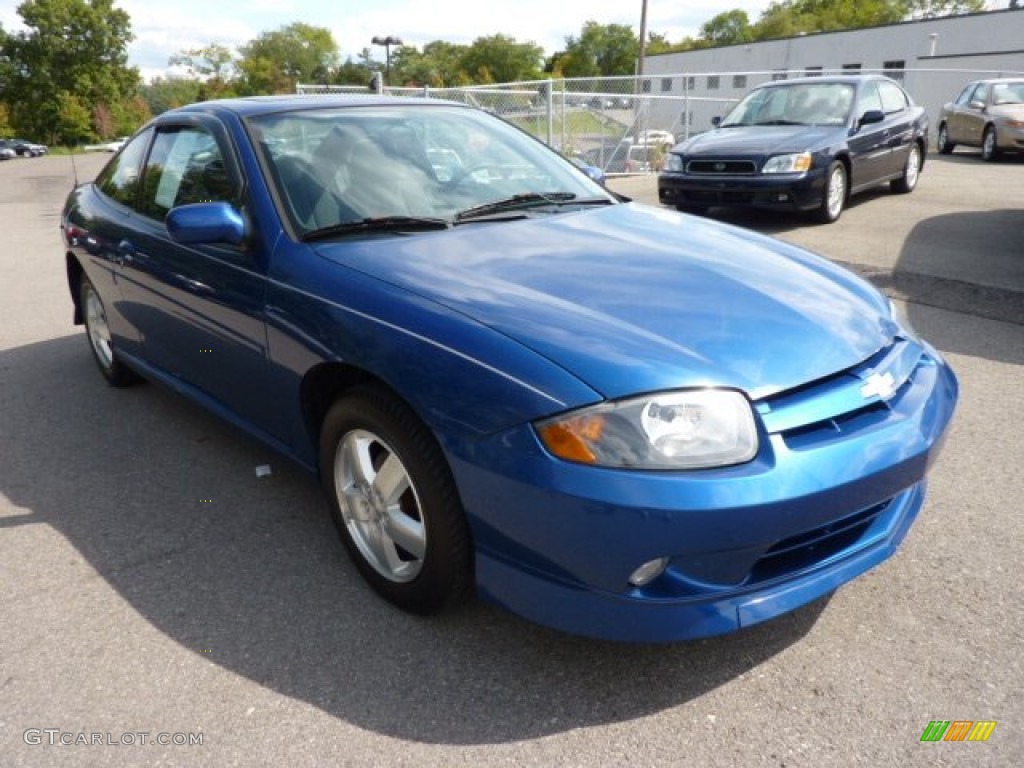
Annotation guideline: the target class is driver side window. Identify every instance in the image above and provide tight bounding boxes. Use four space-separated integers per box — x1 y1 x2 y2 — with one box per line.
139 126 238 221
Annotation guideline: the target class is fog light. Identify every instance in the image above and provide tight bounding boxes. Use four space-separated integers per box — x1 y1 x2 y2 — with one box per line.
628 557 669 587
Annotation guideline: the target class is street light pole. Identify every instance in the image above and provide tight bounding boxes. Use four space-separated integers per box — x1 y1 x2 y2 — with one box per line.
371 35 403 86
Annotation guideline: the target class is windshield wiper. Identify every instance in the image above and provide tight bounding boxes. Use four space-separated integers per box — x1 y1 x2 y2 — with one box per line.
752 119 807 126
301 216 451 242
454 192 611 223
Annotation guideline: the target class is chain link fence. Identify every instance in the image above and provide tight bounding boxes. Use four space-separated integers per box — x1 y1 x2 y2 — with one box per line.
298 67 1024 175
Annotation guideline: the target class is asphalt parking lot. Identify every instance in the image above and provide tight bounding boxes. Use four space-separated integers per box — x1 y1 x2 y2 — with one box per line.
1 150 1022 767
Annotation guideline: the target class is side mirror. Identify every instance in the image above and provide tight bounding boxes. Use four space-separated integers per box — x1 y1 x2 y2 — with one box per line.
580 164 607 186
858 109 885 128
166 203 246 246
711 115 722 128
968 100 986 110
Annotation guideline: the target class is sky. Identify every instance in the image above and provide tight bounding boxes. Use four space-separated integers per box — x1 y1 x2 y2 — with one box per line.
0 0 779 82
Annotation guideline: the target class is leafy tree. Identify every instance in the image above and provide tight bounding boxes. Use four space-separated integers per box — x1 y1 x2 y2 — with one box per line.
553 22 638 77
140 76 203 115
0 0 139 144
458 34 544 84
700 10 754 45
236 22 338 95
903 0 984 16
169 42 236 98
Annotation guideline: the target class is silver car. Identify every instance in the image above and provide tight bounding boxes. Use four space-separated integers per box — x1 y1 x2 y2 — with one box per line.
937 79 1024 161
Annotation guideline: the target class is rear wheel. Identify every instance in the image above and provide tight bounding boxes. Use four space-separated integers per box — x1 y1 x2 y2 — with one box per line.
891 143 922 194
813 161 846 224
936 124 954 155
319 385 472 615
80 276 140 386
981 126 999 162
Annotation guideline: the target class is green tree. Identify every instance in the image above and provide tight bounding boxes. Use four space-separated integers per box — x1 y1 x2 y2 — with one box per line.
458 34 544 84
169 42 236 98
140 76 203 115
700 10 754 45
0 0 139 144
236 22 338 95
553 22 639 78
902 0 984 16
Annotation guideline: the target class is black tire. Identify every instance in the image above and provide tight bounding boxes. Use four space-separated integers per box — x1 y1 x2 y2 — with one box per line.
319 385 472 615
79 276 141 387
936 124 954 155
813 160 846 224
981 126 999 162
891 142 922 194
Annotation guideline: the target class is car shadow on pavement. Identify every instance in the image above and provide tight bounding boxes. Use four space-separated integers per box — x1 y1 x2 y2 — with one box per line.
1 334 829 746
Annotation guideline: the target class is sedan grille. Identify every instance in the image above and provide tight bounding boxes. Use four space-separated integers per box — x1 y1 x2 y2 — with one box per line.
685 159 757 175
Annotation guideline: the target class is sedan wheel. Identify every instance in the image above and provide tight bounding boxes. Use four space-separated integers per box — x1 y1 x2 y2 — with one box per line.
814 161 846 224
320 386 472 614
891 143 921 194
981 126 999 162
80 276 139 386
937 124 954 155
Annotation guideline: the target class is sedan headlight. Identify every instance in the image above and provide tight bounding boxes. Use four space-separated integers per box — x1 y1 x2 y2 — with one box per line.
665 153 685 172
762 152 812 174
535 389 758 469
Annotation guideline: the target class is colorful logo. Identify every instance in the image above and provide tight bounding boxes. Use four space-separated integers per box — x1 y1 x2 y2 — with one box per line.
920 721 997 742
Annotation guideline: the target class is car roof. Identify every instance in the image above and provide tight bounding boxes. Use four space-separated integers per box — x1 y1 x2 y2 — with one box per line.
756 75 897 89
166 94 466 120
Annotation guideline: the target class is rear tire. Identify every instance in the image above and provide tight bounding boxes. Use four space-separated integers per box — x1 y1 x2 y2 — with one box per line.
936 124 954 155
813 161 846 224
319 385 472 615
891 143 922 194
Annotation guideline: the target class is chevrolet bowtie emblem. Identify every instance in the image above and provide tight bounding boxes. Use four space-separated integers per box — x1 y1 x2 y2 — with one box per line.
714 162 727 171
861 371 896 399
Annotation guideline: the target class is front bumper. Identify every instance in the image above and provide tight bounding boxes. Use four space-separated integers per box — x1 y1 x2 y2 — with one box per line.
448 343 958 643
659 168 826 212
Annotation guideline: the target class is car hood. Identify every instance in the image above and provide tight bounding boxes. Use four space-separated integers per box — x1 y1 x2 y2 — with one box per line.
992 103 1024 120
678 125 839 157
313 204 894 402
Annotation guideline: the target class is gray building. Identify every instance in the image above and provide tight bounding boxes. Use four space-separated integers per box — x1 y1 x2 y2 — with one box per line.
642 8 1024 138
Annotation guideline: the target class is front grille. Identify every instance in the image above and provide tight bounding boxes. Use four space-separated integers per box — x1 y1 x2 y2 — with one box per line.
686 159 757 175
748 500 891 583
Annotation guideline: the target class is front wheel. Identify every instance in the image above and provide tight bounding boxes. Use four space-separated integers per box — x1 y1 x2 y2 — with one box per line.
80 276 140 386
891 143 922 194
936 124 954 155
319 385 472 615
981 126 999 162
813 161 846 224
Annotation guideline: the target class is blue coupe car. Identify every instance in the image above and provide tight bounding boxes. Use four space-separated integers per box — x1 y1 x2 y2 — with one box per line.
62 96 958 642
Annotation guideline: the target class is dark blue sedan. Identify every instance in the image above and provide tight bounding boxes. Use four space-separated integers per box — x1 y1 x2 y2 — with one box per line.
659 76 928 222
62 96 957 642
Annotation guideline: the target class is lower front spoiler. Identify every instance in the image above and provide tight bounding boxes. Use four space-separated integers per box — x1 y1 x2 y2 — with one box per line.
659 172 824 212
476 483 924 644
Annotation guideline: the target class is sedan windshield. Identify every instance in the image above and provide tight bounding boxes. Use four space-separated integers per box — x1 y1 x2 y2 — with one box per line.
720 83 856 128
248 105 614 237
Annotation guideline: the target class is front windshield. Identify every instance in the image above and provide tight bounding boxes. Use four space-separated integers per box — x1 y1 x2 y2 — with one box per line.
248 104 613 236
720 82 855 128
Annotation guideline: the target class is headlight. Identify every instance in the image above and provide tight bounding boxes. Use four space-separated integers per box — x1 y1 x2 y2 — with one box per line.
888 298 919 341
762 152 812 174
665 153 684 172
535 389 758 469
